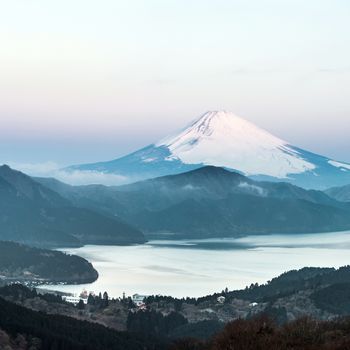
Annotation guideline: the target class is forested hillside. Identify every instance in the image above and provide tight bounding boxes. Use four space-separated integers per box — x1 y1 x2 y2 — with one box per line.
0 241 98 284
0 165 145 247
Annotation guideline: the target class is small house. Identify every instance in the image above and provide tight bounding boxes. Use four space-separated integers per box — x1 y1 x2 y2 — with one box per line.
217 296 226 304
132 294 149 306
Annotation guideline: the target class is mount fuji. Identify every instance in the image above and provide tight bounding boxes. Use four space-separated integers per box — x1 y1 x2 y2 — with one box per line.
67 111 350 189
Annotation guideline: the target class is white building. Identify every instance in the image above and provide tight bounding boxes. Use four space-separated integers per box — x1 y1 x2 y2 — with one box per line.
62 295 88 305
217 296 226 304
132 294 148 306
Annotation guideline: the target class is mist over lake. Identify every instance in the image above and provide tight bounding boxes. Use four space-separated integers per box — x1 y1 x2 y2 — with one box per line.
41 231 350 298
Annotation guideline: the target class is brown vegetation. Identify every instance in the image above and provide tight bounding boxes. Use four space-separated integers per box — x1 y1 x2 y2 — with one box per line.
0 328 41 350
171 316 350 350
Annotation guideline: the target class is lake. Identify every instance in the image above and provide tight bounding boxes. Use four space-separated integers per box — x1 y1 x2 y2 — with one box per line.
41 231 350 298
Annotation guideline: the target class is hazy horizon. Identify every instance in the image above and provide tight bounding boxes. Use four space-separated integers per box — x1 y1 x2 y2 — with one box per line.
1 0 349 178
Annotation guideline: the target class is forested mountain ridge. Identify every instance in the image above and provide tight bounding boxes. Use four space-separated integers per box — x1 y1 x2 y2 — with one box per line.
0 165 145 247
35 166 350 239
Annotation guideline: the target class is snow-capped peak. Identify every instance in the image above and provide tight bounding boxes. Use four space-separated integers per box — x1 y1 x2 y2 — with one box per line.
157 110 316 178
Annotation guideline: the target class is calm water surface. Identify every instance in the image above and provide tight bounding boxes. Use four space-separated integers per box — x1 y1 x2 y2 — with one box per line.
41 231 350 298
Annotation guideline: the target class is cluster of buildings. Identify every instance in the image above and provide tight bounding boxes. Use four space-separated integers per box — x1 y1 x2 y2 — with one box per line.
62 290 150 309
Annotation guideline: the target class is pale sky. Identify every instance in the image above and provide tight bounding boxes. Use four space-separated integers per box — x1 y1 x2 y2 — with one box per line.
0 0 349 170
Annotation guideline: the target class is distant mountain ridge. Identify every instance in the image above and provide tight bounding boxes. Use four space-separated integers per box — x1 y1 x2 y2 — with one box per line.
0 165 145 247
36 166 350 239
66 111 350 189
325 184 350 202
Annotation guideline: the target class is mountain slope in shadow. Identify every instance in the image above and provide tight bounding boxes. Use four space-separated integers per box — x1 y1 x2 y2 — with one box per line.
35 166 350 239
0 165 145 247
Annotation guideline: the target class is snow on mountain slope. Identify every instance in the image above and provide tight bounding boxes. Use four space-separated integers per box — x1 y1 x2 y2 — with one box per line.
328 160 350 171
156 111 315 178
65 110 350 189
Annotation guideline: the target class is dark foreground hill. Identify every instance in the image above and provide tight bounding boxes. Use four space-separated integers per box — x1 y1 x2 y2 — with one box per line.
0 295 165 350
0 165 145 247
0 241 98 284
36 166 350 239
4 295 350 350
172 316 350 350
4 265 350 349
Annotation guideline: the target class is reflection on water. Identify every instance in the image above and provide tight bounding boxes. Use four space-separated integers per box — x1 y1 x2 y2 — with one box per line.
40 231 350 298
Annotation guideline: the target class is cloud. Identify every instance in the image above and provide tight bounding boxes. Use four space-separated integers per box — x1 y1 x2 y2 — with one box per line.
53 169 128 186
230 67 291 75
144 78 176 86
317 67 350 74
182 184 200 191
4 161 128 186
238 182 267 197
